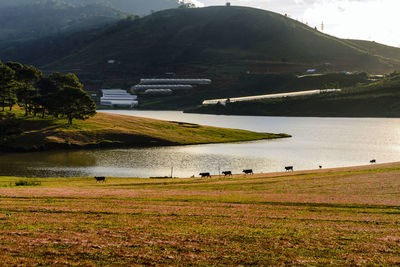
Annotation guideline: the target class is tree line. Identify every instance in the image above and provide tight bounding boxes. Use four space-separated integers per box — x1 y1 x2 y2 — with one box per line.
0 60 96 124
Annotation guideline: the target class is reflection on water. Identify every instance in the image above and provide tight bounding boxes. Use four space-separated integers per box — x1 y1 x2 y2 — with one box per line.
46 151 98 166
1 110 400 177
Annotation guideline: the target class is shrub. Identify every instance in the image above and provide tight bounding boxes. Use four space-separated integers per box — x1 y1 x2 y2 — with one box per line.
14 180 41 186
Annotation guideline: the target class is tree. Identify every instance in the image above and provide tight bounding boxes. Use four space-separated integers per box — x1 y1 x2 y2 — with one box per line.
58 86 96 125
1 63 96 124
37 72 81 118
178 1 195 8
6 62 42 116
36 75 59 118
0 63 18 111
37 72 96 124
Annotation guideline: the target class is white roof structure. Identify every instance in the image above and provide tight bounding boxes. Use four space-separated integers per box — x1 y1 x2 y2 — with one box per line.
144 89 173 95
100 89 138 108
202 89 341 105
133 84 193 92
140 79 212 85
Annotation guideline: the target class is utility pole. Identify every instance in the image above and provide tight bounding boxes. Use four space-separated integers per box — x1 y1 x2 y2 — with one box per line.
321 21 324 32
170 167 173 178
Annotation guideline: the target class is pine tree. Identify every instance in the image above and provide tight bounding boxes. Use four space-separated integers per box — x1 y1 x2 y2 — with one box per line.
0 63 17 111
59 86 96 125
37 72 96 124
6 62 42 116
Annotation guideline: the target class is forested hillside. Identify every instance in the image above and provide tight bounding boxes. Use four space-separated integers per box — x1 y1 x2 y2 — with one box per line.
0 0 126 49
0 0 188 15
346 39 400 62
0 0 196 50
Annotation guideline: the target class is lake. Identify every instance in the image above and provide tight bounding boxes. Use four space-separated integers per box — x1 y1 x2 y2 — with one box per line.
1 110 400 177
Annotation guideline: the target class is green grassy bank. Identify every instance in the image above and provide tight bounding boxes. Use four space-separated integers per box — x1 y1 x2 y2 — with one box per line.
0 110 289 152
1 162 400 265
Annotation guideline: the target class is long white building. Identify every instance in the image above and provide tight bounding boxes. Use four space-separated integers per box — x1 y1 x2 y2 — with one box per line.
202 89 341 105
140 79 212 85
132 78 212 96
100 89 138 108
144 89 173 96
133 84 193 92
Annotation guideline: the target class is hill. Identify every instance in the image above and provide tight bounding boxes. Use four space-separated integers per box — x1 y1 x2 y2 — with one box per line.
346 39 400 62
6 6 398 76
0 0 127 49
0 0 187 15
0 111 288 152
0 0 196 51
65 0 190 15
187 72 400 117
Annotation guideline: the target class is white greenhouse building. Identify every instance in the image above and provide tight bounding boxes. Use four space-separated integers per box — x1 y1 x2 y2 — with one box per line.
202 89 341 105
100 89 138 108
139 79 212 85
132 84 193 93
143 89 173 96
132 78 212 97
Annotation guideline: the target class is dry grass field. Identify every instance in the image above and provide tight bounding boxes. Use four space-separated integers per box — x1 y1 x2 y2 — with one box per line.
1 162 400 265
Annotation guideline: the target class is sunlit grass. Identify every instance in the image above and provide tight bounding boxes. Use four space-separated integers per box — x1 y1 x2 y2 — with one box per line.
1 110 289 151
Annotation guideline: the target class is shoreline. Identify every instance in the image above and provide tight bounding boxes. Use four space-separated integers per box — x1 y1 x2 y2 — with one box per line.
206 161 400 179
0 134 288 153
107 108 400 119
184 108 400 118
1 161 398 180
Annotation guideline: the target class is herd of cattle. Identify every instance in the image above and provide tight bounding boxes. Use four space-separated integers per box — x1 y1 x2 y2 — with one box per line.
95 159 377 181
196 158 376 178
197 159 377 178
199 167 290 178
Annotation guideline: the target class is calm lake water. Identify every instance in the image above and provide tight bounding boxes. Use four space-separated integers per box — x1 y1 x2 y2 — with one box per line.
1 110 400 178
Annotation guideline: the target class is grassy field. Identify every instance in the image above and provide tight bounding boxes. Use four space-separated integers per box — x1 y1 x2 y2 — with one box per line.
1 163 400 265
0 111 288 151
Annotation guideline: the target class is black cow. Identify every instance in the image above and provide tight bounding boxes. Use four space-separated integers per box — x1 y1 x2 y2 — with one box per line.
222 171 232 176
199 172 211 178
243 169 253 175
94 176 106 182
370 159 376 164
285 166 294 172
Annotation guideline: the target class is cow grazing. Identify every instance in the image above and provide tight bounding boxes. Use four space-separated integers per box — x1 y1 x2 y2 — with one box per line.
94 176 106 182
199 172 211 178
285 166 294 172
370 159 376 164
222 171 232 176
242 169 253 175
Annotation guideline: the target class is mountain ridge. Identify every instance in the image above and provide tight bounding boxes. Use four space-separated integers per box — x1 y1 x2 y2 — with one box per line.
1 6 399 84
0 0 127 48
0 0 192 15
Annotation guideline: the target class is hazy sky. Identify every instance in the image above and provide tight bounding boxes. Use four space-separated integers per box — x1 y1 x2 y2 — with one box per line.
192 0 400 47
